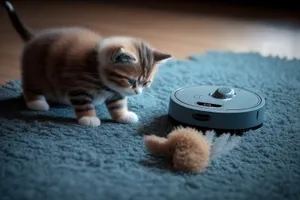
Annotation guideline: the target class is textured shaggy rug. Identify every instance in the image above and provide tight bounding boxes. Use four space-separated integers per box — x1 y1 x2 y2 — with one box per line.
0 51 299 200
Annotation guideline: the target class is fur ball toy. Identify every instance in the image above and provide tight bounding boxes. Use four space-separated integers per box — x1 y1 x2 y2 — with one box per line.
143 126 241 173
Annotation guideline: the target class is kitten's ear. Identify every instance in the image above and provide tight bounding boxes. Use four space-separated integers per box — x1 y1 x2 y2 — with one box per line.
113 47 137 64
153 49 172 62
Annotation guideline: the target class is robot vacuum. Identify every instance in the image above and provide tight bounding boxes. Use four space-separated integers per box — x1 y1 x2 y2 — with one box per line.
168 85 266 133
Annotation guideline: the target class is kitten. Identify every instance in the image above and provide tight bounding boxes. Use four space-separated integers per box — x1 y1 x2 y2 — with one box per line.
3 0 172 127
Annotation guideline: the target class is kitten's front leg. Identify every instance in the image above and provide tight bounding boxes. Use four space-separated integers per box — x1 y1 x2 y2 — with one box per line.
23 89 50 111
69 90 100 127
105 94 138 123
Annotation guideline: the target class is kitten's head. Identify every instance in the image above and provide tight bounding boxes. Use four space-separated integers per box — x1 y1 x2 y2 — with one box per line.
97 36 172 96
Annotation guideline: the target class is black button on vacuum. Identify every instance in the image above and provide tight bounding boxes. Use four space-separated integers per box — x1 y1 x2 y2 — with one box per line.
212 87 235 99
197 102 222 107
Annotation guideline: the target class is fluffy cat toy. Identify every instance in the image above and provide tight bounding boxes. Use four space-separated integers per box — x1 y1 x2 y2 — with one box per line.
3 0 171 127
144 126 241 173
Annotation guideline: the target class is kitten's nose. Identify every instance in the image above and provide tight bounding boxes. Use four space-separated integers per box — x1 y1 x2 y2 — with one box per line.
135 88 142 94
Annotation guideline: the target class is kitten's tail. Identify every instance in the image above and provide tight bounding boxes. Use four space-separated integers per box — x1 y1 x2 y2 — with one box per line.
2 0 34 42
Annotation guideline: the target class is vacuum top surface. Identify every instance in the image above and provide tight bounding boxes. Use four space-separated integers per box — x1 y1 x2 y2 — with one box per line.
173 85 264 113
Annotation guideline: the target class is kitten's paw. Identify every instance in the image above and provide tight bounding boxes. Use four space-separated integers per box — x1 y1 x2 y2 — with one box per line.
78 116 101 127
116 111 138 123
27 100 49 111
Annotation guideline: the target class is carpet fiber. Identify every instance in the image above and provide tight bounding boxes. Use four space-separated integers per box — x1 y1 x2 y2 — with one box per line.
0 51 299 200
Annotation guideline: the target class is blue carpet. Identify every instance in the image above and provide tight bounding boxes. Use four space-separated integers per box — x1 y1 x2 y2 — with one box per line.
0 51 299 200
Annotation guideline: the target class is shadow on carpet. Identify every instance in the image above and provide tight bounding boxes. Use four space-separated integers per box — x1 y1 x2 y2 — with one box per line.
0 51 300 200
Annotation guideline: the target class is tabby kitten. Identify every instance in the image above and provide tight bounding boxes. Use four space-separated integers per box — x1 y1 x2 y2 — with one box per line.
3 0 172 127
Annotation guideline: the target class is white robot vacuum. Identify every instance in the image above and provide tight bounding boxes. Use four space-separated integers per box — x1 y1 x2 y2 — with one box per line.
168 85 265 133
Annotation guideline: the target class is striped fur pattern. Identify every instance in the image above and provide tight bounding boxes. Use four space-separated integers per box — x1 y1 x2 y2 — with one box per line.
3 0 172 126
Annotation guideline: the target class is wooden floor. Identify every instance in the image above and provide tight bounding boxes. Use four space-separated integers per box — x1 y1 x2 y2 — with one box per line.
1 0 300 85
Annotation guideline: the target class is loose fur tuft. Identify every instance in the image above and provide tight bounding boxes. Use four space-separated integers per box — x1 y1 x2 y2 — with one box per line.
144 127 210 173
144 126 241 173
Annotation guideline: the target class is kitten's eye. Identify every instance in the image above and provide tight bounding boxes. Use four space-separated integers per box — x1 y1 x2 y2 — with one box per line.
143 81 151 87
128 78 136 85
